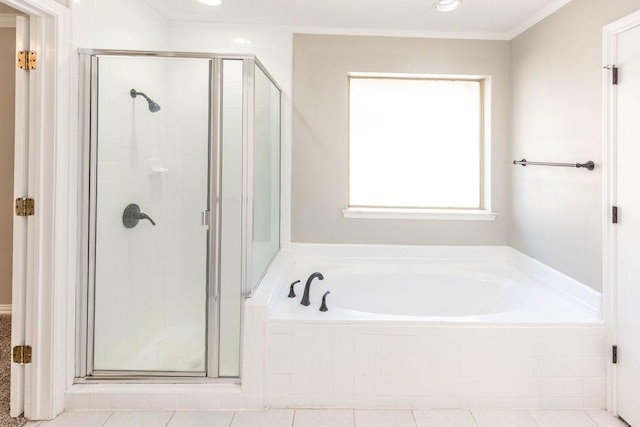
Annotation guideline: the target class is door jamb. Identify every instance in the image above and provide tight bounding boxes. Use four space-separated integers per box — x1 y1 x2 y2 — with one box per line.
602 9 640 415
0 0 71 421
11 13 29 419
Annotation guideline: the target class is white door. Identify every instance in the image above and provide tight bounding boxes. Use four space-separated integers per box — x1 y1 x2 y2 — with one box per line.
616 22 640 427
10 15 29 418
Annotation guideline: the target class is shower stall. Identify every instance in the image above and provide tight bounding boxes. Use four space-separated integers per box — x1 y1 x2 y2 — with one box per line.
76 51 281 379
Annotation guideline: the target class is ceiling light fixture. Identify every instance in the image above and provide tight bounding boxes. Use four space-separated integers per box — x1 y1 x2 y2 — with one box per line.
432 0 462 12
199 0 222 6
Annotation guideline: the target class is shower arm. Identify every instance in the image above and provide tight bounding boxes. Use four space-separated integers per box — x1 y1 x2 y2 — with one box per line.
130 89 150 102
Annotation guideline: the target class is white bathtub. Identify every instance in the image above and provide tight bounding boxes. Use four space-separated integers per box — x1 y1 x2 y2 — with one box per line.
273 261 600 324
251 245 606 409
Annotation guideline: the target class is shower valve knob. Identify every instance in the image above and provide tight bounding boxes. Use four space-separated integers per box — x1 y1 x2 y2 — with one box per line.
123 204 156 228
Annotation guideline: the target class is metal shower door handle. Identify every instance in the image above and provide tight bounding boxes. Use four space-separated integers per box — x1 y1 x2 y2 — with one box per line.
201 209 211 228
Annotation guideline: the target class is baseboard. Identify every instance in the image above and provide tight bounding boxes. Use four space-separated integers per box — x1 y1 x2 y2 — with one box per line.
0 304 11 315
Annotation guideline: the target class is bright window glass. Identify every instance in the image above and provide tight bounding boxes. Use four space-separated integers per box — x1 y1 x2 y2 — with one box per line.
349 76 483 209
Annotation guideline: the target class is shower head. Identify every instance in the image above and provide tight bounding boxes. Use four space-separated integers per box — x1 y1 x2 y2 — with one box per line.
130 88 161 113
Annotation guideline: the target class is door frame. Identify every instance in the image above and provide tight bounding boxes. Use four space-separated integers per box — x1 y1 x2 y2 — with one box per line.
1 0 71 421
602 9 640 416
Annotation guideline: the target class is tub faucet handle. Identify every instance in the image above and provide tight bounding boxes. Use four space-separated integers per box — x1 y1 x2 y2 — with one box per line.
288 280 300 298
320 291 330 312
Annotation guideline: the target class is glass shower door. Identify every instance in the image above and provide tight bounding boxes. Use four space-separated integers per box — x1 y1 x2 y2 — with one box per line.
91 56 211 374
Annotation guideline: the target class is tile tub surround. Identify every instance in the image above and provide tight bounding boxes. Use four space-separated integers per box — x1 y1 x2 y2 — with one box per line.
263 324 606 409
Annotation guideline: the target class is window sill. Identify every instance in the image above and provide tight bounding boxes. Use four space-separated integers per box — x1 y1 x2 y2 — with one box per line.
342 207 498 221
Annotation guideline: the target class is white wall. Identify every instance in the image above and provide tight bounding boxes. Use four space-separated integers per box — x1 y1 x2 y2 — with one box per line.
0 26 15 307
163 58 210 369
92 56 168 369
71 0 167 50
291 34 510 245
509 0 640 292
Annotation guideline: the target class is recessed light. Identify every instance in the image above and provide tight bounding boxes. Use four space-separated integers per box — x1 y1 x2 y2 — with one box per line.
199 0 222 6
433 0 462 12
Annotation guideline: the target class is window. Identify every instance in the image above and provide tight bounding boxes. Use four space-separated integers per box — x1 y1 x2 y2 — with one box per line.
345 74 495 220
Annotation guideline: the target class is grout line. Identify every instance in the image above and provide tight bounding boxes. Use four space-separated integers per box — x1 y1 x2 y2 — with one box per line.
583 409 627 427
291 409 295 427
164 411 176 427
527 409 542 427
229 410 237 427
583 409 600 426
100 411 115 426
464 409 479 427
584 411 600 426
470 409 480 427
410 408 418 427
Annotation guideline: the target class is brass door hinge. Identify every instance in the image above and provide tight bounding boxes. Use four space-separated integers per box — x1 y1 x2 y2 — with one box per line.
15 198 34 217
17 51 37 70
12 345 32 364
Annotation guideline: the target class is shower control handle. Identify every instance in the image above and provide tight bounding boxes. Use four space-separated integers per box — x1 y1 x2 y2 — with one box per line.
123 203 156 228
138 212 156 226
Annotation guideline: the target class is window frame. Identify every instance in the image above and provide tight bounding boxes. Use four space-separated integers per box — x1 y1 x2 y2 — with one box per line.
344 72 496 221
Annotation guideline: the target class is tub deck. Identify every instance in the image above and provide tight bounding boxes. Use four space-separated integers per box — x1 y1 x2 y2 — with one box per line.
273 260 600 325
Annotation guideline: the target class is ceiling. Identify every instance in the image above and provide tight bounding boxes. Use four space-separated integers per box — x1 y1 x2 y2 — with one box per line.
143 0 572 39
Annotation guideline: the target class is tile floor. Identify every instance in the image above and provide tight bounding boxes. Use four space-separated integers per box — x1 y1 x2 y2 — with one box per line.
22 409 629 427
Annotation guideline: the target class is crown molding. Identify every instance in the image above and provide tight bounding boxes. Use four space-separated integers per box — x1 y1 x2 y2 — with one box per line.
509 0 573 39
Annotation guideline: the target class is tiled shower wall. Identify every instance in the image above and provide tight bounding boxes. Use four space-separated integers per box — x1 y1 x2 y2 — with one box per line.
94 57 168 368
162 60 210 332
93 57 209 370
262 323 606 409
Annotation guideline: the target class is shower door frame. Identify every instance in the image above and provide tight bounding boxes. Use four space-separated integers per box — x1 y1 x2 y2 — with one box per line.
76 49 280 382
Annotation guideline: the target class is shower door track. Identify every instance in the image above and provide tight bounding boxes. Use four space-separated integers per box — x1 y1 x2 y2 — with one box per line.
77 49 279 382
76 374 240 384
